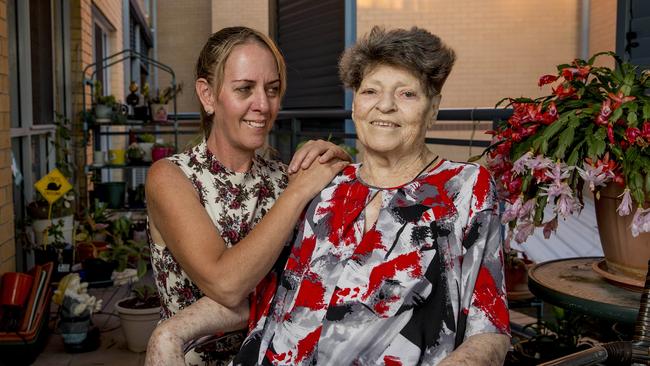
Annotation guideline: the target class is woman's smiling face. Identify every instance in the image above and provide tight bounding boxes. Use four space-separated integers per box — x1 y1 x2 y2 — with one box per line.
352 64 440 159
213 42 281 153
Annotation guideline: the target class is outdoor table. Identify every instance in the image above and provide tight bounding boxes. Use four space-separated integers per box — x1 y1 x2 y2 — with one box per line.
527 256 640 325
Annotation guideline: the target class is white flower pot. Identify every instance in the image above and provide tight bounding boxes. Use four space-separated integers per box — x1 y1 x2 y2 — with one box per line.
115 297 160 352
95 104 113 121
139 142 154 162
31 215 74 247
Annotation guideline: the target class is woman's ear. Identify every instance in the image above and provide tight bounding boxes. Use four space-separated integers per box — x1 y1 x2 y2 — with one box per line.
196 78 215 114
427 94 442 128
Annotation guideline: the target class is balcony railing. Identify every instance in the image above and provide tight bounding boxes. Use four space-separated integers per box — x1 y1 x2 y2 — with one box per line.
172 108 513 162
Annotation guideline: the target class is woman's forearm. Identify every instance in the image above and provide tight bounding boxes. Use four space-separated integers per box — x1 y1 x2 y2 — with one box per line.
147 158 347 307
145 297 248 366
437 333 510 366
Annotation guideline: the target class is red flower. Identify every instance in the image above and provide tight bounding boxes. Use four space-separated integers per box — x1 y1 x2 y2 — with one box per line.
608 91 636 109
538 74 559 87
553 84 577 99
626 127 641 144
540 102 558 125
642 122 650 141
595 99 612 126
561 65 591 81
607 124 615 144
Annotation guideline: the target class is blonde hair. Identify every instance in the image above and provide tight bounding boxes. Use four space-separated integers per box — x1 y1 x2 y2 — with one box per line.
195 27 287 136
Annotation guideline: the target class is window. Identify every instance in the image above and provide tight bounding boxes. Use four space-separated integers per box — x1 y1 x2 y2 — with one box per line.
9 0 60 223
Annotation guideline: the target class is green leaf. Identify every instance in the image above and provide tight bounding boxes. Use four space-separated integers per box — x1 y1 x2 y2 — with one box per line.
643 102 650 120
534 195 548 226
540 139 549 155
567 140 585 166
645 172 650 194
610 107 623 122
628 111 638 127
137 259 147 279
555 119 577 159
586 127 607 159
521 174 533 194
542 113 570 141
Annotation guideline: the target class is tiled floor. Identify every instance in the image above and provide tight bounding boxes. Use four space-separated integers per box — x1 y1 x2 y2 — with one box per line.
30 284 542 366
32 283 147 366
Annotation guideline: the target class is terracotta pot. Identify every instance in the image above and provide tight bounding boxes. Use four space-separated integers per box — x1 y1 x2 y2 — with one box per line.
1 272 34 307
594 184 650 282
505 258 534 293
76 241 109 263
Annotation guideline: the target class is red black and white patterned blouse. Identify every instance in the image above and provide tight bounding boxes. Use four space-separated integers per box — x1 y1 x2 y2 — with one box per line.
234 160 510 366
149 140 288 365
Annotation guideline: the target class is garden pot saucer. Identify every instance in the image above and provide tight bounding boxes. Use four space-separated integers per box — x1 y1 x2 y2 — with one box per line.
592 259 644 292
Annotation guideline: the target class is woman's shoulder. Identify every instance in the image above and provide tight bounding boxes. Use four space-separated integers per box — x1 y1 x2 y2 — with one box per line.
434 160 492 182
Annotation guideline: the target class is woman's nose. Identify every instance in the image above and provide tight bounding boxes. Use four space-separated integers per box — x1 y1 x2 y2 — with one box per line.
376 92 397 113
251 89 270 113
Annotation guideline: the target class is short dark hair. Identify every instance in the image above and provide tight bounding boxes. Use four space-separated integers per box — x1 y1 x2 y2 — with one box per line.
339 26 456 97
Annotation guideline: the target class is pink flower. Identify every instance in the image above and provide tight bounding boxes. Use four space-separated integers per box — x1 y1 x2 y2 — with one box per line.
544 162 572 183
577 164 614 192
513 152 533 175
617 189 633 216
543 216 558 239
631 207 650 237
556 193 581 218
502 197 522 223
540 181 573 200
528 155 553 171
519 198 537 219
514 221 536 244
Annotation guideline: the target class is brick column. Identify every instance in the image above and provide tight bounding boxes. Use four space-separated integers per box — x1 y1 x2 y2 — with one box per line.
0 0 15 275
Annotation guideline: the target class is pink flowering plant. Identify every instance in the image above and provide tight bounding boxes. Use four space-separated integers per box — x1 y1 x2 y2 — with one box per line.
478 52 650 244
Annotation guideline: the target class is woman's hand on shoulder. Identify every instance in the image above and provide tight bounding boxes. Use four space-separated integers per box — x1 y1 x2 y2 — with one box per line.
288 139 352 174
286 157 349 200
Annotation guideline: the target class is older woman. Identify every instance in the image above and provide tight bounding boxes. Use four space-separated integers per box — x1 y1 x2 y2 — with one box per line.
147 26 510 366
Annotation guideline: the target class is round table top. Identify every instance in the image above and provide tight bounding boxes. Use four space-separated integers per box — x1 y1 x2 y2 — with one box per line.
527 257 641 325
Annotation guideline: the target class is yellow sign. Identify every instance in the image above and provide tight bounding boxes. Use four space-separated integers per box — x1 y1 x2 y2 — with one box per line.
34 168 72 204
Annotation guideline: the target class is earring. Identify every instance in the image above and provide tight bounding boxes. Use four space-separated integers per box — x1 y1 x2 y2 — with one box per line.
205 108 214 116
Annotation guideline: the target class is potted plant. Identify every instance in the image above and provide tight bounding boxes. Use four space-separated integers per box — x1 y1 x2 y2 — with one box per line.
27 191 75 248
128 184 146 209
102 215 159 352
114 284 161 353
93 181 126 209
504 249 534 301
126 143 145 165
93 80 117 122
148 83 182 123
137 133 156 162
508 307 593 365
151 142 175 162
74 200 111 268
477 52 650 284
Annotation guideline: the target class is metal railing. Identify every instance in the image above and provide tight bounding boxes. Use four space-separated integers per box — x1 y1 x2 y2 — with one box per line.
172 108 512 161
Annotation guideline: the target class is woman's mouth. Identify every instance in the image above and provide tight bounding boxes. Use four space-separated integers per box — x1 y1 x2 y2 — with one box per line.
243 119 266 128
371 120 400 128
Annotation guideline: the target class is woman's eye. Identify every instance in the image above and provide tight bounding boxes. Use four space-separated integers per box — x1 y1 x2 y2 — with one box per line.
266 86 279 96
401 90 417 98
360 89 376 95
236 86 252 93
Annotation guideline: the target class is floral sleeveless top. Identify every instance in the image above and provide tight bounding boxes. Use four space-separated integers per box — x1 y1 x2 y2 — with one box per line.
149 140 288 365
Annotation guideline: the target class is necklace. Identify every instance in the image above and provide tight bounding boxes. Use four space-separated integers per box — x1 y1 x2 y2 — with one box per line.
360 154 439 189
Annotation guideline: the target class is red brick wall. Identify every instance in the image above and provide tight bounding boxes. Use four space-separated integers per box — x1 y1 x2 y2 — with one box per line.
0 0 14 275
